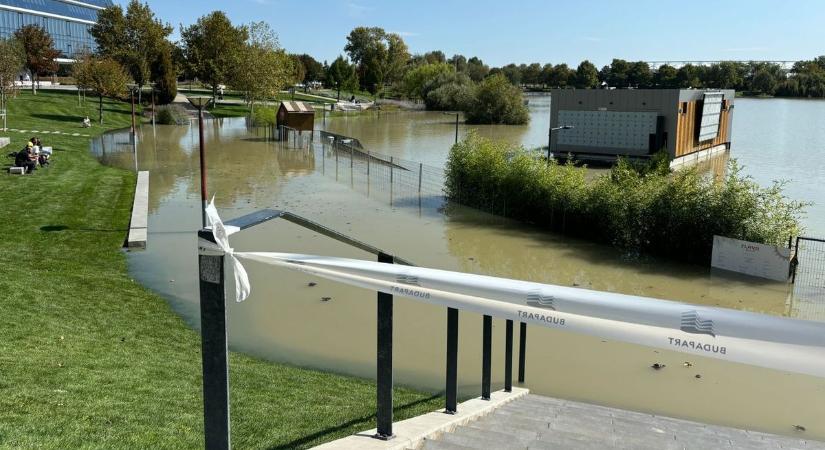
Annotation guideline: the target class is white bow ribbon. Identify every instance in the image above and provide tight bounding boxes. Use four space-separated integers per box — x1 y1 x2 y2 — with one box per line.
203 199 252 302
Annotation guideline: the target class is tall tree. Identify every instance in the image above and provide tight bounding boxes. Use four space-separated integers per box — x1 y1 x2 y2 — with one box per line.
403 62 454 100
181 11 248 103
627 61 652 88
466 57 489 82
423 50 446 64
654 64 678 88
297 54 324 85
233 22 292 110
327 55 358 100
574 60 599 88
14 25 59 95
501 63 522 85
448 54 467 72
73 55 130 124
151 42 177 104
344 27 409 93
91 1 172 103
0 38 24 119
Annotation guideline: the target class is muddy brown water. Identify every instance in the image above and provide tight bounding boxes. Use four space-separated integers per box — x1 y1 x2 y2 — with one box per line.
91 98 825 440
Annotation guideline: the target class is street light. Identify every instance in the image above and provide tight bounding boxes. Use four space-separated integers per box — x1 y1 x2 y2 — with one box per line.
547 125 574 163
129 86 137 134
188 96 212 228
443 112 460 144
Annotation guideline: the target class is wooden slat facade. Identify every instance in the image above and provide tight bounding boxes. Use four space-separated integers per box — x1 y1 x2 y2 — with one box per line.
675 100 731 157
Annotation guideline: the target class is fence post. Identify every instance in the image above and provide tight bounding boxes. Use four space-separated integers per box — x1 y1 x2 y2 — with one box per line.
367 151 371 196
445 307 458 414
518 322 527 383
390 156 394 206
376 252 394 440
418 162 423 193
197 230 231 450
504 319 513 392
482 315 492 400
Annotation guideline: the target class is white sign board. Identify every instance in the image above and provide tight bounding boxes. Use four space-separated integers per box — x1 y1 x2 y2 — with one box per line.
711 235 790 281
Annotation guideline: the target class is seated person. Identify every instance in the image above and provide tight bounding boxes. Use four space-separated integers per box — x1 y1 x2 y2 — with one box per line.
82 116 91 128
15 143 37 173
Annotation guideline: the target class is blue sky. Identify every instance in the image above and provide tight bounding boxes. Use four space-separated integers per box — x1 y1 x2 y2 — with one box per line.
127 0 825 67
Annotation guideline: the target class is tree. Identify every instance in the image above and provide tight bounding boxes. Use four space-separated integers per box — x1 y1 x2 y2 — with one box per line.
73 55 130 124
403 62 454 100
424 72 474 111
752 69 777 95
604 58 629 87
151 42 177 104
501 63 522 85
424 50 446 64
91 1 172 104
547 64 573 87
14 25 59 95
676 64 704 88
654 64 678 88
464 73 529 125
0 38 24 121
327 55 358 100
574 60 599 88
465 57 489 82
289 54 306 86
344 27 409 93
627 61 652 88
522 63 542 86
297 54 324 85
181 11 248 103
448 54 467 72
232 22 293 110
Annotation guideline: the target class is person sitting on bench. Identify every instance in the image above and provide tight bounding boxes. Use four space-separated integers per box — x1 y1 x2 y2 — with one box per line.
15 142 37 173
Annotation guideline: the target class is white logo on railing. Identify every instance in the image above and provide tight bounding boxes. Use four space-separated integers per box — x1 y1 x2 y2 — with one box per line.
680 310 715 337
526 290 556 310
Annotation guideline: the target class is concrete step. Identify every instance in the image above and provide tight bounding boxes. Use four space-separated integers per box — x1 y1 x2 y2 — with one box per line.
461 422 540 442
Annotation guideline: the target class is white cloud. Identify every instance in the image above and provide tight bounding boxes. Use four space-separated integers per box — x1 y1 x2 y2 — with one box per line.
388 30 419 37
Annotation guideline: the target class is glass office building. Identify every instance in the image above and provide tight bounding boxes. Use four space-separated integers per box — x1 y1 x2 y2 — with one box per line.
0 0 113 59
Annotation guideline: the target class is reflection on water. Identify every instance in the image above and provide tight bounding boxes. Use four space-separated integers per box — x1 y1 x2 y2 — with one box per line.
91 100 825 440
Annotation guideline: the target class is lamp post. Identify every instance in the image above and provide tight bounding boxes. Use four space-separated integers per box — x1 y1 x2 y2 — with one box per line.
443 112 460 144
188 96 212 228
547 125 573 163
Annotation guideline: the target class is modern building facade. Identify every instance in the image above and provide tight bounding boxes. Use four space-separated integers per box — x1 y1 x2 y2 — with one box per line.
0 0 113 60
549 89 735 162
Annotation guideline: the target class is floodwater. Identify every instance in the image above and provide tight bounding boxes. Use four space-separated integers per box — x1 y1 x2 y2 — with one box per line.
91 97 825 440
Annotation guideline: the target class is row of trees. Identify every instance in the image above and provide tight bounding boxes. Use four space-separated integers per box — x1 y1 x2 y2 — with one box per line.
485 58 825 97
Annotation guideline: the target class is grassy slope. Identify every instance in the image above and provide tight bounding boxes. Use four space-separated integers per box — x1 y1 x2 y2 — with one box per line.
0 91 441 449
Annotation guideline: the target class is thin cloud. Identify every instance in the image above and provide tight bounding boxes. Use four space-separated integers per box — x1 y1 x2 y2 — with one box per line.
346 2 373 17
583 36 602 42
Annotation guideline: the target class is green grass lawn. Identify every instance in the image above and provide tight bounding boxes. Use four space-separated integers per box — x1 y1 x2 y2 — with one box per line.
0 90 442 449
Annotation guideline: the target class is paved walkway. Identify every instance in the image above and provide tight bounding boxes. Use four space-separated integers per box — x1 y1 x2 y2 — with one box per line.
421 394 824 450
172 94 214 120
2 128 89 138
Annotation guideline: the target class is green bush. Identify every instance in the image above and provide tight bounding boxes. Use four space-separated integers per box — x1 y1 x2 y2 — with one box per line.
446 133 807 262
463 74 529 125
155 107 175 125
424 72 475 111
251 107 277 127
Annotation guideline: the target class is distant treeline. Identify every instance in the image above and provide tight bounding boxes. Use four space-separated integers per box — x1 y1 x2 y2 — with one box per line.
486 58 825 97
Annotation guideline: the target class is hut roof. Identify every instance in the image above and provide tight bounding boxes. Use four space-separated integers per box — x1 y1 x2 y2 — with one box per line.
279 101 315 113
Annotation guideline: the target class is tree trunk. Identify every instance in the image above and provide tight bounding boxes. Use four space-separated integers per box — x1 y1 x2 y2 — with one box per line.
212 84 217 109
99 94 103 124
137 85 142 106
31 71 36 95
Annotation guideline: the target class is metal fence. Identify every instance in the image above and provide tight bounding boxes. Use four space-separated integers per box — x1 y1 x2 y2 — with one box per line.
791 237 825 320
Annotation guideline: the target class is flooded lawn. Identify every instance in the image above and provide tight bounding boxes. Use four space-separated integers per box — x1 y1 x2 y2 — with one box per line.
91 98 825 440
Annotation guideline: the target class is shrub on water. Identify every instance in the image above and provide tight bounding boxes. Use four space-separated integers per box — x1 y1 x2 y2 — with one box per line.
445 133 807 263
155 106 176 125
463 74 530 125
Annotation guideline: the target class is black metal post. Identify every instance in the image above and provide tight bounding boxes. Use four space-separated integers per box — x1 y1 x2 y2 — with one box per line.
445 307 458 413
197 230 230 450
376 252 394 440
482 315 492 400
198 105 208 229
546 127 552 164
504 319 513 392
518 322 526 383
454 113 459 144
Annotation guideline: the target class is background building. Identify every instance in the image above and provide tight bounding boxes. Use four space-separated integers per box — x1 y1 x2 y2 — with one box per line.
0 0 113 60
549 89 735 164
